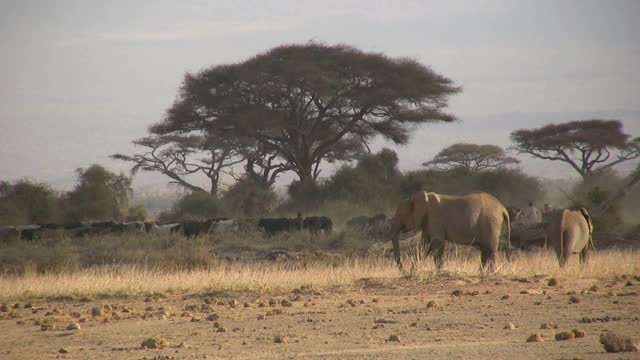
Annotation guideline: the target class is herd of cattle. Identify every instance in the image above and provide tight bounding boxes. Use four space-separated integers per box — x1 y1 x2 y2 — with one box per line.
0 213 375 241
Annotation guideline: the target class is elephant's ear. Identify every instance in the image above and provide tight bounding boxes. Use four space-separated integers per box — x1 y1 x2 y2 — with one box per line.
410 191 429 229
579 208 593 233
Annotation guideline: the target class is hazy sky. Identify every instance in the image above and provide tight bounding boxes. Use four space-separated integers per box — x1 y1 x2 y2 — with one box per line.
1 0 639 192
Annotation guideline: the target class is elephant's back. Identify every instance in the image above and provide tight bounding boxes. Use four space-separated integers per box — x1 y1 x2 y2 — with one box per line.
565 211 590 251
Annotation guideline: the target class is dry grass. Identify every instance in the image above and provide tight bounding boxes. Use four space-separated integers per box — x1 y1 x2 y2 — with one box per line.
0 249 638 301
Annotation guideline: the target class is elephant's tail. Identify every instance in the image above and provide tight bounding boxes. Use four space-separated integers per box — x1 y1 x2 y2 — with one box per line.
503 207 511 261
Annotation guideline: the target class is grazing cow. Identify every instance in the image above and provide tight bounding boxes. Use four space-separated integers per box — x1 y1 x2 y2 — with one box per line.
16 225 42 240
0 226 20 242
303 216 333 235
257 217 301 235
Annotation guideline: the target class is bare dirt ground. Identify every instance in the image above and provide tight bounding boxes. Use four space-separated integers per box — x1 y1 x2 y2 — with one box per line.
1 274 639 360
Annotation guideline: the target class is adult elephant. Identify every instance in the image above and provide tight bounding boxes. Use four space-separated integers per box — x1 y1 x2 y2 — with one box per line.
545 208 593 267
388 191 511 272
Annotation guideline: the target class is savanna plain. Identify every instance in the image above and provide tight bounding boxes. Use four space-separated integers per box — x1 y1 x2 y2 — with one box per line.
0 234 639 360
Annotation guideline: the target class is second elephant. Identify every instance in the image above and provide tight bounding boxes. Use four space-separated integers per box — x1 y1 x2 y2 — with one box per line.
545 208 593 267
388 191 511 271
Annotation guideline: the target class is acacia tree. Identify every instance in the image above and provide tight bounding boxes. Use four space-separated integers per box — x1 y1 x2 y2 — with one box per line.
112 132 243 195
152 43 460 191
511 120 640 178
423 143 520 172
64 164 132 222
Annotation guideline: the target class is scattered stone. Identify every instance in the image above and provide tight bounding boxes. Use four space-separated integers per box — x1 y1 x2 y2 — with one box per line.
216 326 227 333
257 301 265 308
555 331 575 341
426 300 439 310
387 334 400 342
274 336 288 344
190 316 201 322
600 332 639 353
181 311 192 317
58 348 69 354
569 296 581 304
178 341 190 348
374 318 399 324
541 322 558 329
372 298 379 303
572 328 587 338
526 333 544 342
206 313 219 321
504 322 516 330
268 299 278 306
451 289 463 296
41 324 56 331
625 281 633 287
346 299 357 307
91 307 103 317
23 303 33 309
70 312 81 318
281 300 293 307
244 302 251 308
141 337 169 349
229 299 238 308
501 295 510 300
547 278 559 286
66 322 81 331
257 314 265 320
589 285 599 292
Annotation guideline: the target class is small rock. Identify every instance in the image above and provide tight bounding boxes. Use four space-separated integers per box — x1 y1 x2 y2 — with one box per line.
216 326 227 333
426 300 439 310
569 295 581 304
243 302 251 308
625 281 633 287
504 322 516 330
526 333 544 342
206 313 219 321
572 328 587 338
555 331 575 341
589 285 599 292
387 334 400 342
190 317 201 322
41 324 56 331
547 278 559 286
281 299 293 307
257 314 265 320
141 337 169 349
274 336 288 343
540 322 558 329
58 348 69 354
346 299 357 307
66 322 81 331
91 307 103 317
501 295 510 300
600 332 640 353
451 289 463 296
372 298 379 303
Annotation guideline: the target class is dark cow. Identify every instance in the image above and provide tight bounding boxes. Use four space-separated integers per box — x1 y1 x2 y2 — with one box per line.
169 218 230 237
258 217 302 235
303 216 332 235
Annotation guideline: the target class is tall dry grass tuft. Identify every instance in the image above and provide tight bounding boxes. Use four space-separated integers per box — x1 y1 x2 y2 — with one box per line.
0 250 638 301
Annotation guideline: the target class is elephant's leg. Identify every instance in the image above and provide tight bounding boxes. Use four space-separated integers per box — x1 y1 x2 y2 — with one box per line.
433 239 445 271
424 236 445 271
480 245 497 272
580 245 590 266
